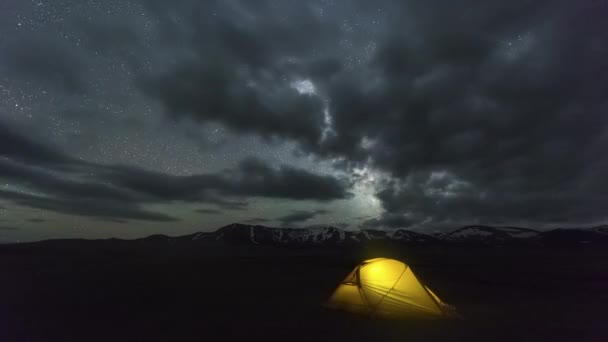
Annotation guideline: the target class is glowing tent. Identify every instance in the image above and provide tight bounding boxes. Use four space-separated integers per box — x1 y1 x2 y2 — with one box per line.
324 258 456 319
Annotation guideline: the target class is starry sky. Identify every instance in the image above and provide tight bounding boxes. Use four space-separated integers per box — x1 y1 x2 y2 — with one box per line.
0 0 607 242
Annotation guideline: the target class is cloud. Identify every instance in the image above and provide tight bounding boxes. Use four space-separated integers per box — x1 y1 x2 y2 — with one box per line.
27 218 47 223
195 208 222 215
2 0 607 230
131 0 607 229
277 209 328 226
1 32 88 94
136 0 345 150
99 157 351 202
242 217 271 224
210 199 249 211
0 122 77 166
362 213 418 229
224 158 351 201
0 226 20 231
0 157 134 202
93 218 130 224
0 190 177 222
0 124 351 222
339 2 608 228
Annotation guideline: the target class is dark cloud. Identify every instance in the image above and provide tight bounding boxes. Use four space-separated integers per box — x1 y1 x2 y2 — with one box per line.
277 209 328 226
0 152 174 221
140 66 327 146
132 0 607 229
334 222 350 229
1 32 88 94
0 126 350 222
137 0 345 150
0 157 135 202
1 0 607 234
0 122 77 166
79 19 142 53
362 213 417 229
99 158 351 202
210 199 249 211
242 218 271 224
93 218 130 224
0 226 20 231
224 159 351 201
195 208 222 215
0 190 177 222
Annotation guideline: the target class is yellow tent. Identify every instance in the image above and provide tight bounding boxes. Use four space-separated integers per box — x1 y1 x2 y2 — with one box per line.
324 258 456 319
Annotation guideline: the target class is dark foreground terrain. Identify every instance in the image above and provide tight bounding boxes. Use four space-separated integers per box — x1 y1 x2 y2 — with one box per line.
0 239 606 342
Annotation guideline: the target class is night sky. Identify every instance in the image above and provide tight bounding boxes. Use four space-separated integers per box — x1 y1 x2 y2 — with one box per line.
0 0 606 242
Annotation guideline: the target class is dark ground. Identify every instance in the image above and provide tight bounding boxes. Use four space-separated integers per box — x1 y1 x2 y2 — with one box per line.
0 240 606 342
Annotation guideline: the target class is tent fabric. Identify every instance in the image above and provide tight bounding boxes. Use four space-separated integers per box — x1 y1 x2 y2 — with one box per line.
324 258 455 319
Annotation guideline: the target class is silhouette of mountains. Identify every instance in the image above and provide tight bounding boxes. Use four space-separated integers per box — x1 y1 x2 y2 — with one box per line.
181 223 436 245
139 223 608 246
4 223 608 247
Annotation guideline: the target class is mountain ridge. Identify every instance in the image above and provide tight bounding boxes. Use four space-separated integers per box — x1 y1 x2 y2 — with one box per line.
4 224 608 246
165 223 608 246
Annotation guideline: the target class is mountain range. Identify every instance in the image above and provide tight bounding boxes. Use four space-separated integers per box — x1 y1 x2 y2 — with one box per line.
4 223 608 247
139 223 608 247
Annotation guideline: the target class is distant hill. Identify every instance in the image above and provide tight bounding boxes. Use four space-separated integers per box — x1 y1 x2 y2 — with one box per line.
439 225 540 242
177 223 438 246
148 223 608 247
4 223 608 247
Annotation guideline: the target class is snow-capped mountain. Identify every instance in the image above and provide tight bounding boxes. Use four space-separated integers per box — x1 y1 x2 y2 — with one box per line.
389 229 438 243
590 225 608 235
437 225 608 245
108 223 608 247
214 224 347 245
184 223 438 246
439 225 540 242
